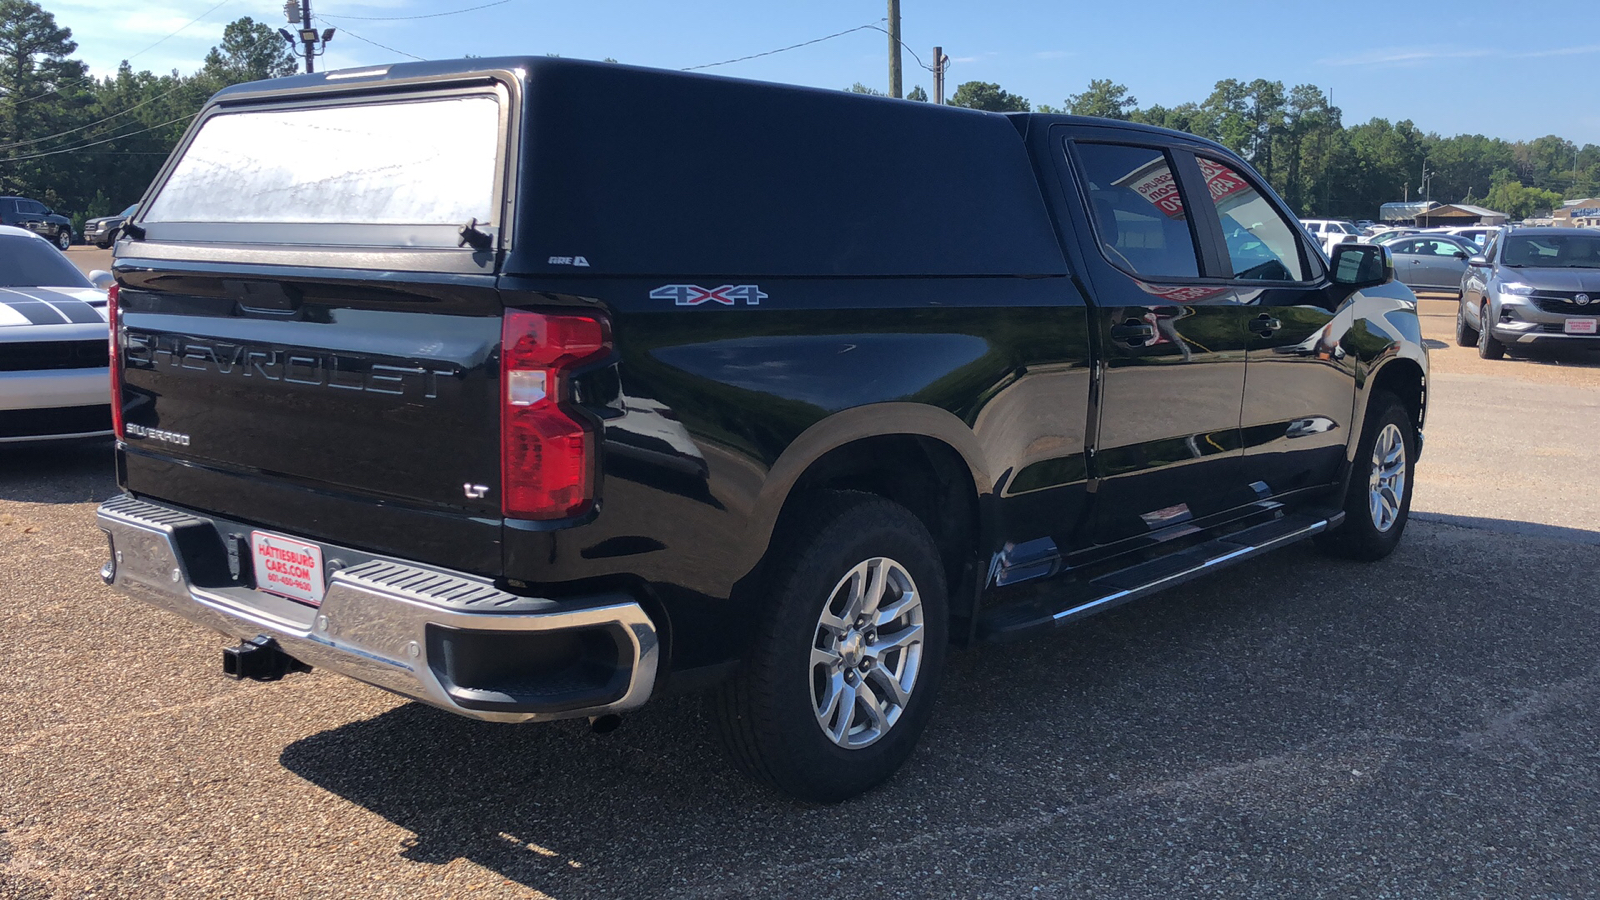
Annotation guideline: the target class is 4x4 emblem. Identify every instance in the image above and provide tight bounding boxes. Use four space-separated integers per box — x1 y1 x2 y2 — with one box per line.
650 284 767 307
1577 293 1591 306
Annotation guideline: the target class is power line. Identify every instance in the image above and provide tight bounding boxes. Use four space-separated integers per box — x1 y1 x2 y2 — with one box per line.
318 0 511 21
865 24 936 72
1 112 198 163
0 30 287 157
128 0 236 62
684 19 886 71
318 17 427 61
0 80 199 151
1 0 236 110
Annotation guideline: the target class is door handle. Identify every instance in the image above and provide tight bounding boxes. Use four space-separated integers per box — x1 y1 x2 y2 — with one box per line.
1110 318 1156 345
1249 314 1281 336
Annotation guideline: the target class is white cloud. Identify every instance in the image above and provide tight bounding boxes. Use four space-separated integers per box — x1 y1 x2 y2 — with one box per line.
1318 46 1490 66
1322 42 1600 67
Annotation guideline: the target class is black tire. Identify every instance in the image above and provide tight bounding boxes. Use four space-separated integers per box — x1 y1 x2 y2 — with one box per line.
95 240 111 250
1454 301 1478 347
1317 391 1415 561
55 228 71 250
1477 302 1505 359
713 490 949 803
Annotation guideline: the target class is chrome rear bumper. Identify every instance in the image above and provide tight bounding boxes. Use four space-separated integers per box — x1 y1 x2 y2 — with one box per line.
96 495 659 723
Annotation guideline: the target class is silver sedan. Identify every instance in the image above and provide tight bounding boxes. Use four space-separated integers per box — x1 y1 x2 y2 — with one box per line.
1385 234 1478 295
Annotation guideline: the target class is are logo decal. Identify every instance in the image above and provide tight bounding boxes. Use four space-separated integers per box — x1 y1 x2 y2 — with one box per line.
650 284 767 307
1577 292 1591 306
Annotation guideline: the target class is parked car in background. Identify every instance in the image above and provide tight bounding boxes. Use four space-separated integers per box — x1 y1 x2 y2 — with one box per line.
1437 225 1497 248
0 196 74 250
84 204 139 249
1458 227 1600 358
1386 234 1478 295
0 225 113 443
1372 228 1421 244
1300 218 1363 255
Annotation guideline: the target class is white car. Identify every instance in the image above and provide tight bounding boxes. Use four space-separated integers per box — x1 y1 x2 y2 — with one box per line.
1436 226 1498 249
1299 218 1364 256
0 225 114 443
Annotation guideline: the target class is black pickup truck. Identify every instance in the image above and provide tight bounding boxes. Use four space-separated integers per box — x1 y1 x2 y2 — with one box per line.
98 57 1426 802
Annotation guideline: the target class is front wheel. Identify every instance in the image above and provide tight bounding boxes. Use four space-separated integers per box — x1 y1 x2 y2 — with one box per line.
1318 391 1416 561
1454 301 1479 347
1477 303 1505 359
55 228 71 250
713 491 948 802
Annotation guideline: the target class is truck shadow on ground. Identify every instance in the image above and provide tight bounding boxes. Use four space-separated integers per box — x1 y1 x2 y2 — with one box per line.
278 527 1600 898
0 440 117 504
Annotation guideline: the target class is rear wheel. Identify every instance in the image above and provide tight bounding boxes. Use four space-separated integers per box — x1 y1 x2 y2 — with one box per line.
713 491 948 802
55 228 71 250
1477 302 1505 359
1318 391 1415 561
1454 301 1478 347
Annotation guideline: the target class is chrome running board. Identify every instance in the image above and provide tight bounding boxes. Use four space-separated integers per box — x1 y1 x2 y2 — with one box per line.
976 509 1343 642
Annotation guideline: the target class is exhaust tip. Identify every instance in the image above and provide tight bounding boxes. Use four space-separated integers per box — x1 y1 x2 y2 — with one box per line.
587 714 622 735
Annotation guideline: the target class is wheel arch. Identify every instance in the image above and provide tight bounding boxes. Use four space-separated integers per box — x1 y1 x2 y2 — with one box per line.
747 403 993 631
1357 353 1427 459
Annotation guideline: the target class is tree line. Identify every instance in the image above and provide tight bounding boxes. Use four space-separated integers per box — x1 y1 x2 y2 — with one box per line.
941 77 1597 221
4 0 1594 231
0 0 294 234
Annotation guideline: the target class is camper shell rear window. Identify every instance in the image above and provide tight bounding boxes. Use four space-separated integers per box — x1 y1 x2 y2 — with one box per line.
141 88 508 249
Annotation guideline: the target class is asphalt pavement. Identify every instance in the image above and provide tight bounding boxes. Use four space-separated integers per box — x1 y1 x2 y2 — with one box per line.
1 292 1597 899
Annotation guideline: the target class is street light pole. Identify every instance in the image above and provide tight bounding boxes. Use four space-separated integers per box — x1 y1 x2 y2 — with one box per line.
301 0 315 74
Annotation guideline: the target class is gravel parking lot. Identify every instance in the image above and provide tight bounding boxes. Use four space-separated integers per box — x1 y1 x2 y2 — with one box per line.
3 280 1598 898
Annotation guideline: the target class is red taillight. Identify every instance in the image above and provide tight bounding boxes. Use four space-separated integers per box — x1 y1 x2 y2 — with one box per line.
107 283 124 438
500 310 610 520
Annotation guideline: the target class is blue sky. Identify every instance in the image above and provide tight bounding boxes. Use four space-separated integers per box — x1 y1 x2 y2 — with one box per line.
51 0 1600 145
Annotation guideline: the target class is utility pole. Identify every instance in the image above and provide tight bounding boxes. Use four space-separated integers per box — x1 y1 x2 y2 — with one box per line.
887 0 902 99
933 46 949 105
280 0 334 74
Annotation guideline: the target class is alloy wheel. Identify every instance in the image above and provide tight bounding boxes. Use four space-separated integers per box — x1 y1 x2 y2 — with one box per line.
809 556 924 750
1368 422 1406 533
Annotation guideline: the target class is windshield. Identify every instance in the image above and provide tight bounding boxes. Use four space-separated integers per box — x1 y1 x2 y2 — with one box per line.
1501 233 1600 268
0 234 92 287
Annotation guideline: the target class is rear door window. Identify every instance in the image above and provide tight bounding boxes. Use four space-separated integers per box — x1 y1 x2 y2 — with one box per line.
1073 143 1202 278
143 92 505 247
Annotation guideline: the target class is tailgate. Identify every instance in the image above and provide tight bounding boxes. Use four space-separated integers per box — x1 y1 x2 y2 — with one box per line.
116 269 504 562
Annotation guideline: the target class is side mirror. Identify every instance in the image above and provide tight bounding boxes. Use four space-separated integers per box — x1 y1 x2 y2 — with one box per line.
1467 255 1489 267
1330 243 1393 289
1452 250 1468 260
88 270 114 290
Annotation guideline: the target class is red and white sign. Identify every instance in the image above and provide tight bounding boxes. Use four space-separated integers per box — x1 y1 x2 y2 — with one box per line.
1565 318 1598 334
1197 158 1253 206
251 531 326 606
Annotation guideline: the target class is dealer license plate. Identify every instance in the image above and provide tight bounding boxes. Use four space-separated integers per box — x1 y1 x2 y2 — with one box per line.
250 530 326 606
1565 318 1597 335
